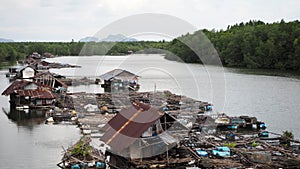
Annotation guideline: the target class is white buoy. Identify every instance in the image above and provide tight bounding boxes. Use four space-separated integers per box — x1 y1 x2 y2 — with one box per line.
46 117 54 123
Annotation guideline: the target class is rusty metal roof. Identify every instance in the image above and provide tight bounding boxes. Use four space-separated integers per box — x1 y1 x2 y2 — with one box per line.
2 80 31 96
2 80 54 96
33 71 68 88
16 89 55 99
100 102 163 152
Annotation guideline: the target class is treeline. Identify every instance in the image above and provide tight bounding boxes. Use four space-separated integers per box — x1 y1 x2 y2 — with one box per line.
1 20 300 70
168 20 300 71
0 42 84 67
80 41 168 55
0 41 167 67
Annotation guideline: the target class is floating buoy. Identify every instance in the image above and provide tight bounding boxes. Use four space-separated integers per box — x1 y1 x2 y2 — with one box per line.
46 117 54 123
101 106 108 112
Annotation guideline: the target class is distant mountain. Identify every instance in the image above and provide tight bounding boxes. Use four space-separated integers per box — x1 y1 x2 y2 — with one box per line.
79 36 99 42
0 38 14 42
80 34 137 42
100 34 137 42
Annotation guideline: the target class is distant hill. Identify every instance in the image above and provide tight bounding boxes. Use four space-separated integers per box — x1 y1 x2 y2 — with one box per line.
100 34 137 42
0 38 14 42
79 36 99 42
79 34 137 42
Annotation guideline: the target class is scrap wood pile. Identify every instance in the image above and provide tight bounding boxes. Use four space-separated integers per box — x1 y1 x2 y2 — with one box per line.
181 133 300 168
107 146 199 169
62 91 210 116
130 156 196 168
96 90 211 114
58 136 105 168
45 61 81 69
71 77 96 86
199 158 244 168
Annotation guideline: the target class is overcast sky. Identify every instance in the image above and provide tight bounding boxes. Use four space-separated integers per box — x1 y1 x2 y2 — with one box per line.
0 0 299 41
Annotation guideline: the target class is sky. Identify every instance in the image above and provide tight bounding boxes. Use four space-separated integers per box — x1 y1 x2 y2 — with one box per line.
0 0 299 42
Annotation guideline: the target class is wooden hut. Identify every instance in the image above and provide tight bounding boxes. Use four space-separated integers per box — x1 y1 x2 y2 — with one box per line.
16 65 37 80
99 69 139 92
100 102 193 168
1 80 56 108
5 65 23 78
32 71 68 92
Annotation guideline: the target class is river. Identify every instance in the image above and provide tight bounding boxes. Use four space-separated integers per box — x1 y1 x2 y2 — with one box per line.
0 54 300 169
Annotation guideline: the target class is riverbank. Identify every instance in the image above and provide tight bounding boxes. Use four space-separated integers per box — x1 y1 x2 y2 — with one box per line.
227 67 300 79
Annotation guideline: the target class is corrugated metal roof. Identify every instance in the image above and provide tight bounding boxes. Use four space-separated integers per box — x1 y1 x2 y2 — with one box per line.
16 89 55 99
99 69 138 81
33 71 68 88
2 80 31 95
1 80 54 96
100 102 163 152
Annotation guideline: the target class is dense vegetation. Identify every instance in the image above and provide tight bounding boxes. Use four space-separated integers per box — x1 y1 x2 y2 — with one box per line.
1 20 300 71
0 42 84 67
169 20 300 71
0 41 166 67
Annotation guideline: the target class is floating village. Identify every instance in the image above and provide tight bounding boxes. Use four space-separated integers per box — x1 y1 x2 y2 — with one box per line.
2 53 300 169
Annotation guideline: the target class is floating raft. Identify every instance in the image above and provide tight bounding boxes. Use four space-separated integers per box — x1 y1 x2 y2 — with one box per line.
57 136 106 169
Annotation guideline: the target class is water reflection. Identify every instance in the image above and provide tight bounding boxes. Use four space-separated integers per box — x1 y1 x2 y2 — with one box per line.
3 105 49 127
227 67 300 79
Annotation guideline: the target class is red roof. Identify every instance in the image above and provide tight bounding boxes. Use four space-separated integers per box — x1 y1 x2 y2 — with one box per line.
100 102 163 152
16 89 55 99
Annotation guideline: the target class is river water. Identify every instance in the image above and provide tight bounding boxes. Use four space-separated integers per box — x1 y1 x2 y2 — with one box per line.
0 54 300 169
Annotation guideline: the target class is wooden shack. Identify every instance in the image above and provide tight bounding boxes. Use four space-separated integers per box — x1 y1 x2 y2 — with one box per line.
33 71 68 93
2 80 56 108
100 102 193 168
99 69 139 92
5 65 23 78
16 65 37 80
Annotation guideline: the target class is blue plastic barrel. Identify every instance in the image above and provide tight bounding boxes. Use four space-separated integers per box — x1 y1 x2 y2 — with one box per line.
96 162 105 168
71 164 80 169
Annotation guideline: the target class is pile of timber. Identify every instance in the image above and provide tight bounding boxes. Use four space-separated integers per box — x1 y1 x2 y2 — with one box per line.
57 136 105 169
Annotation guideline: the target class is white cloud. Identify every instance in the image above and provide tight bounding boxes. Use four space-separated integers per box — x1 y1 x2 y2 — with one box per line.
0 0 299 41
97 0 149 15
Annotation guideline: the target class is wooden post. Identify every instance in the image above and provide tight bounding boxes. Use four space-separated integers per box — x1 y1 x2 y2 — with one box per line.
166 146 169 164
